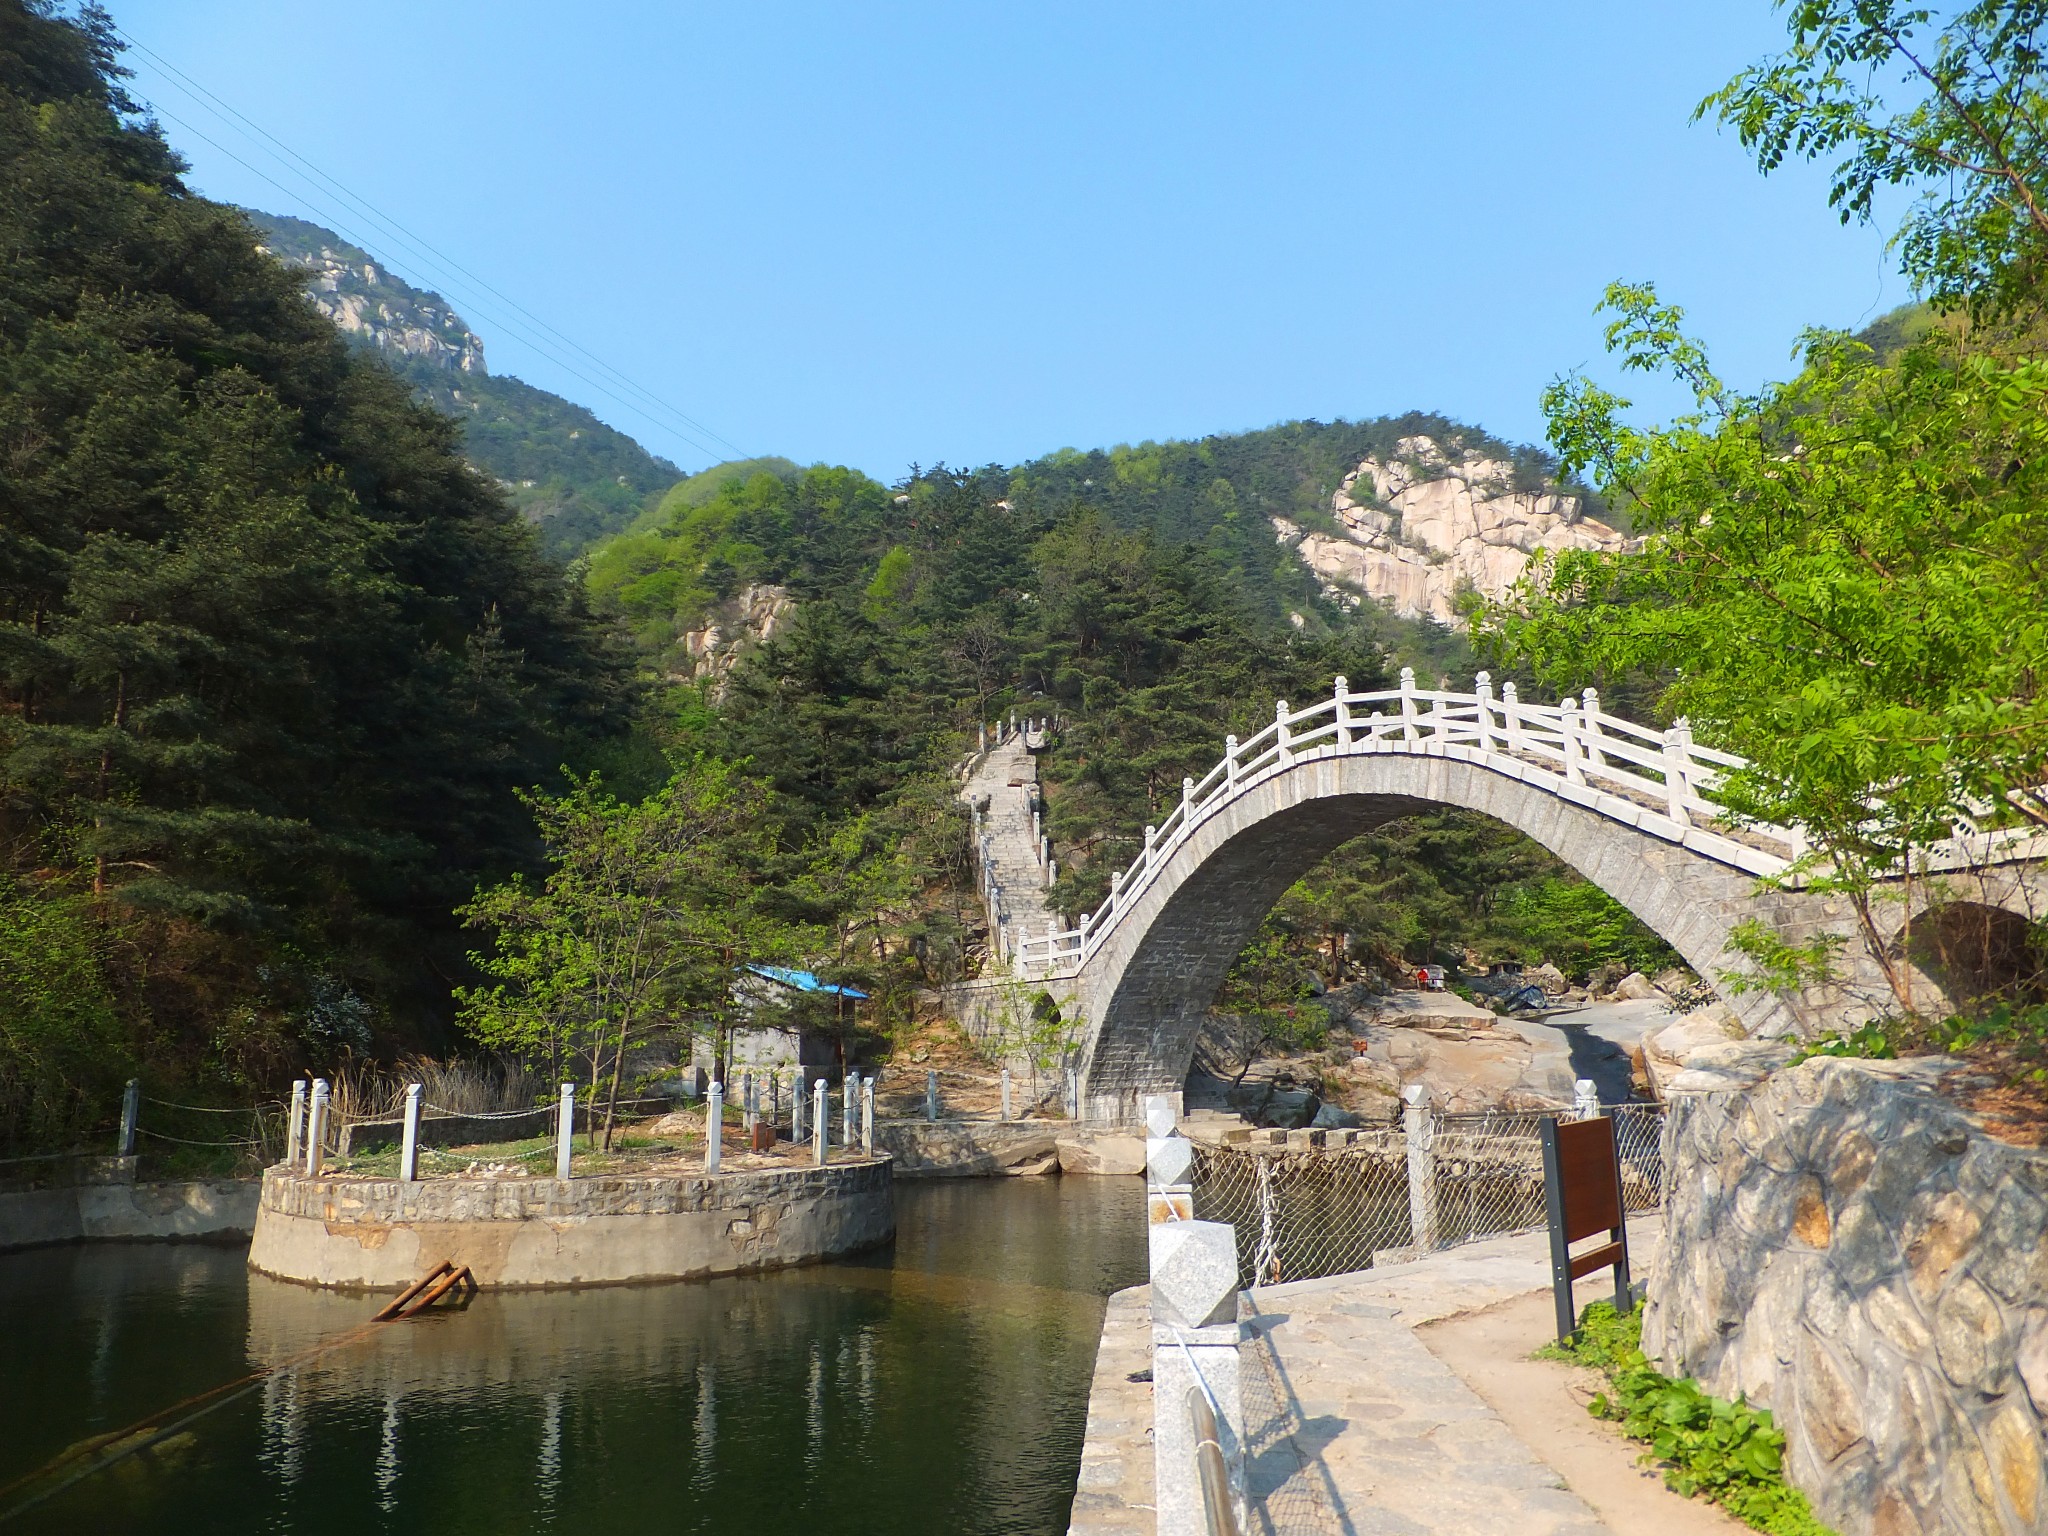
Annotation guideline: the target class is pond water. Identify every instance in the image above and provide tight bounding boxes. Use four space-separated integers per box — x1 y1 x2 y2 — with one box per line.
0 1177 1145 1535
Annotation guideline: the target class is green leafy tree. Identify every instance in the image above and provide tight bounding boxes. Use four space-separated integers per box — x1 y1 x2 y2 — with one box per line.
457 760 792 1146
1700 0 2048 322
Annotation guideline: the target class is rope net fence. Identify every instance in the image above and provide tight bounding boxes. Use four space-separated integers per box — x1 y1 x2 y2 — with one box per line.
1190 1103 1666 1288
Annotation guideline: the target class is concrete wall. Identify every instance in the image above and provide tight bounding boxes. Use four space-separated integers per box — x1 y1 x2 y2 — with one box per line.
248 1159 894 1290
1648 1046 2048 1536
0 1178 260 1252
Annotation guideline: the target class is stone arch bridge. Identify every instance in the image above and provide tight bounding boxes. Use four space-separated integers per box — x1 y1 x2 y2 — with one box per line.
968 673 2048 1123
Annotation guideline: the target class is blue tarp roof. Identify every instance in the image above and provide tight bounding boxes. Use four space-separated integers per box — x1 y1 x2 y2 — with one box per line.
745 963 869 1001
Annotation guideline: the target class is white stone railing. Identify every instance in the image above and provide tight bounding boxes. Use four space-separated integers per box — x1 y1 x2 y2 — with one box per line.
1006 669 1799 981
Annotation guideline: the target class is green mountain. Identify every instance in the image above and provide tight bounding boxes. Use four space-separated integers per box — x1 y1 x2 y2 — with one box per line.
246 211 682 558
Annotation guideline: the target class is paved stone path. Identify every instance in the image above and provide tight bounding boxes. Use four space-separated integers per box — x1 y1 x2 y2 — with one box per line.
1069 1219 1661 1536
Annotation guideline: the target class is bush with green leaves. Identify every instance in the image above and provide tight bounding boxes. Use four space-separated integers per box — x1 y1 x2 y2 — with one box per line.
1542 1302 1834 1536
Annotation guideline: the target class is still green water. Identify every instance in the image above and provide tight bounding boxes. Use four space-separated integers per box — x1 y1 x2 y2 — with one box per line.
0 1178 1145 1535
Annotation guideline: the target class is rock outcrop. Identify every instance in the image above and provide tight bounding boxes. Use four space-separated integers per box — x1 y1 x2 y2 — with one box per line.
1649 1049 2048 1536
672 583 794 687
253 214 487 375
1271 435 1633 624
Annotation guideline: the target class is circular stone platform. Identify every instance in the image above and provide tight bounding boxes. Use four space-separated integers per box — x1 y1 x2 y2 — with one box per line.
248 1158 893 1290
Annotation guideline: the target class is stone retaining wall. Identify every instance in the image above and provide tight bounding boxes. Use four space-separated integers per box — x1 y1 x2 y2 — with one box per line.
1648 1046 2048 1536
0 1178 259 1251
249 1158 893 1290
874 1121 1143 1177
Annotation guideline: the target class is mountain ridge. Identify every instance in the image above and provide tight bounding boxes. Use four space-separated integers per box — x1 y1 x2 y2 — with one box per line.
247 209 682 557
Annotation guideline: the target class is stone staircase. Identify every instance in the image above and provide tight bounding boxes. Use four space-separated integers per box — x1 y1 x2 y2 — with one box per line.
961 726 1059 967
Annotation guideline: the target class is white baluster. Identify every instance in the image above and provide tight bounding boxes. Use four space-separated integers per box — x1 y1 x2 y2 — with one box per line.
1661 726 1691 826
1275 699 1292 766
1224 734 1240 787
1474 672 1495 752
1182 775 1195 818
1501 681 1525 751
1582 688 1606 771
1429 685 1447 741
1399 667 1418 743
1561 698 1585 784
1333 675 1351 747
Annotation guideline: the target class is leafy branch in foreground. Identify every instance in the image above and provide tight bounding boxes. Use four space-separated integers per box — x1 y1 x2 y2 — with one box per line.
1540 1301 1836 1536
1699 0 2048 324
1494 286 2048 1016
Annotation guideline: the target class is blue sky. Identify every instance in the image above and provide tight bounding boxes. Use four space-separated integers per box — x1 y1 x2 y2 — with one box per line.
111 1 1902 480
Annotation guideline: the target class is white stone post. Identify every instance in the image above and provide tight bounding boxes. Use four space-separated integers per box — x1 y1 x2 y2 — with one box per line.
305 1078 329 1176
791 1070 804 1142
741 1070 756 1133
705 1080 723 1173
399 1083 422 1183
925 1070 939 1122
1474 672 1495 751
1399 667 1419 743
1402 1084 1437 1250
1274 699 1291 766
1502 679 1525 751
1150 1215 1246 1536
1560 697 1585 784
1430 685 1448 740
1145 1094 1193 1224
1224 735 1239 787
1001 1067 1013 1122
117 1078 140 1158
1045 855 1056 888
1666 721 1697 826
813 1078 829 1166
1574 1079 1601 1120
285 1079 306 1168
842 1072 856 1146
1332 674 1351 747
1582 687 1606 771
862 1078 875 1155
555 1083 576 1181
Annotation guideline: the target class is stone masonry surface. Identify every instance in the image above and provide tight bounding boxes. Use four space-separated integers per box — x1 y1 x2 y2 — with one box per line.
1649 1046 2048 1536
249 1158 893 1289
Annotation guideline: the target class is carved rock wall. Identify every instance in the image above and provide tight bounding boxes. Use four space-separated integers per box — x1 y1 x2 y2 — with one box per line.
1648 1048 2048 1536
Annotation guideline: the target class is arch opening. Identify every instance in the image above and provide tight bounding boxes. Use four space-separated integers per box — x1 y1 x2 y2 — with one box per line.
1902 902 2048 1011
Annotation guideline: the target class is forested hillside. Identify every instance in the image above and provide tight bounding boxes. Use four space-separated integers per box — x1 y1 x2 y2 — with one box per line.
247 211 681 558
579 443 1675 1045
0 5 630 1148
0 5 1678 1152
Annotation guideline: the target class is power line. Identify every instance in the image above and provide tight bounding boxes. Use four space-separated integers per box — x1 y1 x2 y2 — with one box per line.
115 31 753 466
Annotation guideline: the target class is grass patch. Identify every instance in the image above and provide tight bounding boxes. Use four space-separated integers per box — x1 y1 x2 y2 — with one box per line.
1538 1301 1836 1536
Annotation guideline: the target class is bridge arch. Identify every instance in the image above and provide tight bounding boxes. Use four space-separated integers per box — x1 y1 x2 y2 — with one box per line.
1066 748 1846 1119
972 675 2047 1122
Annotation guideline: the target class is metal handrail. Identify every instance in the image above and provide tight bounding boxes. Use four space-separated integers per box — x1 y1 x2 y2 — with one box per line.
1187 1387 1241 1536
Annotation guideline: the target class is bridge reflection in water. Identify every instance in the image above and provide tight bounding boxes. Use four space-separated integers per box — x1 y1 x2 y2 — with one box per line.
0 1179 1143 1536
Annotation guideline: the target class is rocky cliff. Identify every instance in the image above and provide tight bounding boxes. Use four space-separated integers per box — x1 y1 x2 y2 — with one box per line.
1271 434 1633 624
673 583 794 688
251 211 487 374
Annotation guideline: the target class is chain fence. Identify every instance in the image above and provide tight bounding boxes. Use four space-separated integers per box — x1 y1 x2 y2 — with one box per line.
1190 1102 1666 1288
